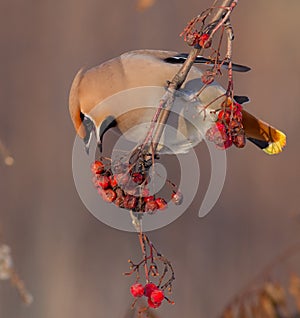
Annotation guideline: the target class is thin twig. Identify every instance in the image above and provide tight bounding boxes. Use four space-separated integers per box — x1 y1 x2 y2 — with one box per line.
145 0 238 154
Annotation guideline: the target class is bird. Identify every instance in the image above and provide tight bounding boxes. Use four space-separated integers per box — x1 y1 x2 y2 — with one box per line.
69 49 286 155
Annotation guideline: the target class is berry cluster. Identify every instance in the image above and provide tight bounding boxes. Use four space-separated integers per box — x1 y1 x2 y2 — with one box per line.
91 159 183 213
125 233 175 311
130 282 165 308
206 99 246 150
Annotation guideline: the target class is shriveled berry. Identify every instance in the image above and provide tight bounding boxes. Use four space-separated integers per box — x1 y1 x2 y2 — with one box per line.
91 161 104 174
148 298 162 308
130 283 144 298
206 122 227 144
172 191 183 205
155 198 168 210
150 289 165 304
144 283 158 297
123 195 137 210
228 119 240 130
216 137 233 150
132 172 144 184
102 189 116 202
114 196 124 208
145 201 158 213
109 175 118 188
115 187 124 197
233 132 246 148
97 175 110 189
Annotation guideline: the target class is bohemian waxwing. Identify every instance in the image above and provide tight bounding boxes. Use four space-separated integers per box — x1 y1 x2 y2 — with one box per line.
69 50 286 155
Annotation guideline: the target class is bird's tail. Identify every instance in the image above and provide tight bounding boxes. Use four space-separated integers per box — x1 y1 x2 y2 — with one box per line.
242 110 286 155
69 69 85 138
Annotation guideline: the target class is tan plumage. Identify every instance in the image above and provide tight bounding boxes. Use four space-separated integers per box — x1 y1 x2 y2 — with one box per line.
69 50 286 155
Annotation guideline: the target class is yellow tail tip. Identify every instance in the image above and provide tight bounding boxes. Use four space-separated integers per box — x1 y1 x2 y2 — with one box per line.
263 130 286 155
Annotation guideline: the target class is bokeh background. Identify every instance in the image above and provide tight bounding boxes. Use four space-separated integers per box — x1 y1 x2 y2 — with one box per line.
0 0 299 317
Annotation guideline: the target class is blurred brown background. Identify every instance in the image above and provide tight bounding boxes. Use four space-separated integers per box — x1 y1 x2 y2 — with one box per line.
0 0 299 317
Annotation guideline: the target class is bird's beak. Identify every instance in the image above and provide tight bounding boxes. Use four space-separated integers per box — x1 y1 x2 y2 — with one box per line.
83 129 93 155
97 140 103 153
98 115 117 153
82 114 95 155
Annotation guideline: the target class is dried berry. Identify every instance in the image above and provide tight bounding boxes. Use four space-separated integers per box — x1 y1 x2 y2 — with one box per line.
233 132 246 148
130 283 144 298
132 172 144 185
109 175 118 188
97 175 110 189
144 195 155 203
91 161 104 174
115 187 124 198
155 198 168 210
145 200 158 213
102 189 116 202
124 195 138 210
114 196 124 208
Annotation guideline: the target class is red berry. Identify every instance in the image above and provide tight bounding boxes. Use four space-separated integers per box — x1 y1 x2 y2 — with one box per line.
97 175 110 189
218 110 231 123
234 102 243 112
132 172 144 184
123 195 137 210
109 175 118 188
155 198 168 210
130 283 144 298
150 289 165 304
144 195 155 203
145 200 158 213
216 122 226 133
199 33 211 48
91 161 104 174
172 191 183 205
102 189 116 202
148 298 162 308
144 283 158 297
234 110 243 121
